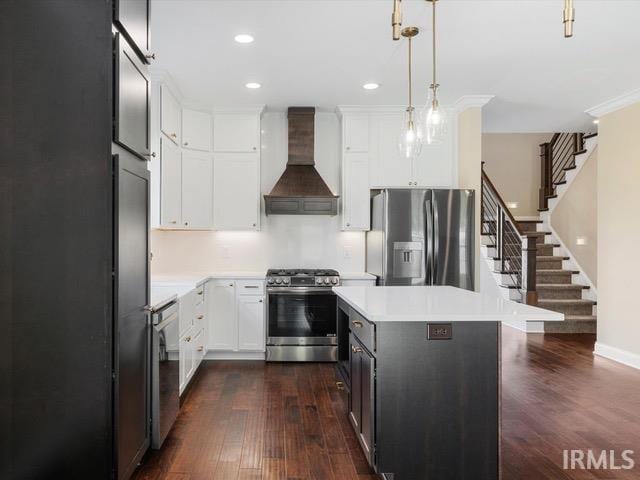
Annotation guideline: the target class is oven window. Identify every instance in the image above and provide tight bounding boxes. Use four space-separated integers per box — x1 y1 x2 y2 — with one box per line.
268 292 337 338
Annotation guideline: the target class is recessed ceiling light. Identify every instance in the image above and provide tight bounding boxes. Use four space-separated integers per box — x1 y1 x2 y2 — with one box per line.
593 119 600 124
245 82 261 89
234 34 254 44
363 83 380 90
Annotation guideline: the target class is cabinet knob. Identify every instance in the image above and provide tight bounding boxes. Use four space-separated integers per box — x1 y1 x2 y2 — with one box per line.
229 283 234 287
197 315 204 320
352 320 364 328
143 152 156 158
258 299 263 303
184 142 189 146
145 52 156 60
351 345 363 353
171 133 177 138
346 146 351 151
252 146 257 151
186 336 191 342
184 222 188 226
197 346 204 352
346 223 351 227
170 220 177 224
252 223 257 227
336 381 345 391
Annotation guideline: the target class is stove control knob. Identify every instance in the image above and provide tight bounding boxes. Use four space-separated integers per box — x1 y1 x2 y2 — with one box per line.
316 278 322 285
324 278 330 285
275 278 282 285
267 278 274 284
331 278 338 285
283 278 290 285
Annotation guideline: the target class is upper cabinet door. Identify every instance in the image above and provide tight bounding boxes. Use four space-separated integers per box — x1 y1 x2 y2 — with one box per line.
160 137 181 227
413 135 455 188
212 153 260 230
369 114 413 187
182 109 212 152
161 85 181 145
114 0 150 59
181 152 213 229
113 33 149 159
213 114 260 152
343 153 370 231
343 115 369 153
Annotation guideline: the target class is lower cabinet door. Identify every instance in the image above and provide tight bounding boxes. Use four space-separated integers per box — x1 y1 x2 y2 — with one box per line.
237 295 265 351
349 333 362 431
206 280 238 351
192 328 205 371
360 348 375 465
179 331 194 394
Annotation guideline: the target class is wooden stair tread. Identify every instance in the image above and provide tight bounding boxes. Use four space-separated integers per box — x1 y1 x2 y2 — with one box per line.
536 269 579 274
537 208 549 212
536 284 590 290
538 299 596 306
563 165 577 172
583 132 598 139
573 149 588 156
554 180 567 186
517 220 543 224
562 315 597 322
536 256 570 261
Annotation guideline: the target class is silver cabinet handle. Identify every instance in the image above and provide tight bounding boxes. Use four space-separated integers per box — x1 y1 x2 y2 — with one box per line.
143 152 156 158
145 53 156 60
244 285 259 289
352 320 363 328
197 346 204 352
351 345 362 353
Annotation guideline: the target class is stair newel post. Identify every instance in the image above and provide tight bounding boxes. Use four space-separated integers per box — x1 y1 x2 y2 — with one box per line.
539 142 552 211
521 234 538 306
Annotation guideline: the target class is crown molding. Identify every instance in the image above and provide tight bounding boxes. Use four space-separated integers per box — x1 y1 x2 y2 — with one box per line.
213 105 266 115
453 95 495 113
585 88 640 118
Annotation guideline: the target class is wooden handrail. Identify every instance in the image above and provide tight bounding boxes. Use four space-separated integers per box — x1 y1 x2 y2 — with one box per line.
539 132 585 210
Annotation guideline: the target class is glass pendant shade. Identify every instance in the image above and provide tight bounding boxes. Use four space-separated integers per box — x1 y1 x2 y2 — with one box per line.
422 88 447 145
398 112 424 160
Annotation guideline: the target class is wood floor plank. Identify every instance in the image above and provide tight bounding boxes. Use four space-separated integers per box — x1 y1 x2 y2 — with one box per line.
134 328 640 480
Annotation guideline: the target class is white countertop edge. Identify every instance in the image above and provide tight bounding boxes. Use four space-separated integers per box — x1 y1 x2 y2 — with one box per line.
340 272 377 280
334 286 564 323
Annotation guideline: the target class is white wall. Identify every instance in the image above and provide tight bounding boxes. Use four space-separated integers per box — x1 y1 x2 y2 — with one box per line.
151 111 366 274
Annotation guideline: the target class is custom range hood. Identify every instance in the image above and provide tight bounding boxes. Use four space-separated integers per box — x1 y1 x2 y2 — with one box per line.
264 107 339 215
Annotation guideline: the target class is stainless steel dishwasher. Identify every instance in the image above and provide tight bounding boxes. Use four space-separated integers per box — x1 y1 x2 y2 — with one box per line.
151 299 180 449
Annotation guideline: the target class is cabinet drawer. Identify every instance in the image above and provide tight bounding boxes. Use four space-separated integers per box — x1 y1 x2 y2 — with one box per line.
236 280 264 295
350 310 375 353
195 284 205 305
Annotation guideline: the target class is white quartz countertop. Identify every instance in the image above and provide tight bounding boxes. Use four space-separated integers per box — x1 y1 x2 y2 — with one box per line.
334 286 564 323
150 284 193 310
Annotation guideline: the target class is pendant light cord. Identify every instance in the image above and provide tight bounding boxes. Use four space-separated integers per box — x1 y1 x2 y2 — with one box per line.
408 35 413 121
432 0 437 91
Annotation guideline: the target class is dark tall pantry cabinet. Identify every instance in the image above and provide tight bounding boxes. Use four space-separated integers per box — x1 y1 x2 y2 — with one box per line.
1 1 152 479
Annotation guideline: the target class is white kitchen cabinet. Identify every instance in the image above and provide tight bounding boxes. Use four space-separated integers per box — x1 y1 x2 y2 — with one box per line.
413 139 455 188
161 84 181 145
181 151 213 228
212 153 260 230
342 153 370 231
178 289 196 337
213 113 260 153
237 295 265 352
179 327 194 394
369 114 414 188
343 115 369 153
160 136 182 227
182 108 212 152
206 280 238 350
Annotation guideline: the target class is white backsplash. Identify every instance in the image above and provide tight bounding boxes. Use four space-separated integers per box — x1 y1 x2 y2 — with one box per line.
151 111 367 274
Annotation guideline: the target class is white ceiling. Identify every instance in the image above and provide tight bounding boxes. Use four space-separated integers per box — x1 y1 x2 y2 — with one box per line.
151 0 640 132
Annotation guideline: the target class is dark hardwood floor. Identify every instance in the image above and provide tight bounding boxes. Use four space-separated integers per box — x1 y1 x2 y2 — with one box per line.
134 328 640 479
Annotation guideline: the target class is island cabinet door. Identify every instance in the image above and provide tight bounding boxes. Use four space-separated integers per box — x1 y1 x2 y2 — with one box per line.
349 333 362 431
360 348 375 465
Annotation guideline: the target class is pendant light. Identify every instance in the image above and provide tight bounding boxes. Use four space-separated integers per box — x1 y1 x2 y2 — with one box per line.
422 0 447 145
563 0 575 37
398 27 423 160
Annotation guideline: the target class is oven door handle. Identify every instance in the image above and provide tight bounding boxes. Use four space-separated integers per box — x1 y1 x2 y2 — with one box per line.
266 287 336 294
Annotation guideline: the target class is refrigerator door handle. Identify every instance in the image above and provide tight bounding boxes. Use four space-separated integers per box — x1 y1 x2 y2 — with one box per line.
433 199 439 285
425 198 434 285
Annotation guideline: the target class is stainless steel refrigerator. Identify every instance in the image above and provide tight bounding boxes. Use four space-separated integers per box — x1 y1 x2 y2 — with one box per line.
366 189 475 290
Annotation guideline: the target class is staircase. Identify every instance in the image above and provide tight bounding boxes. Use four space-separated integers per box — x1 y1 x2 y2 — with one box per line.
481 132 598 334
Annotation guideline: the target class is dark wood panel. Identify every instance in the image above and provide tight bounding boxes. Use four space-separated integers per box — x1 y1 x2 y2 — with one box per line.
0 1 114 478
133 329 640 480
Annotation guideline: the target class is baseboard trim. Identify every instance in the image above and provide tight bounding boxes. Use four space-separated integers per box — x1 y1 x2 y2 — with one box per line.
594 342 640 370
204 351 265 361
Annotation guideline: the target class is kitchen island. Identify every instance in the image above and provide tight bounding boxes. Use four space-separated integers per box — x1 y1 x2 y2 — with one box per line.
334 285 563 480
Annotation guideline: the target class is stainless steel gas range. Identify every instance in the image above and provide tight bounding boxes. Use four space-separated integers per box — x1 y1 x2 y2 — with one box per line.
265 269 340 362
